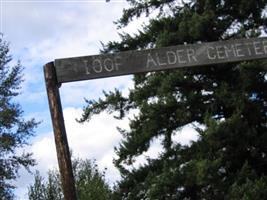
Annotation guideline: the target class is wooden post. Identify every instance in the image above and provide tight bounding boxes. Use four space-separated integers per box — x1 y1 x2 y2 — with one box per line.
44 62 77 200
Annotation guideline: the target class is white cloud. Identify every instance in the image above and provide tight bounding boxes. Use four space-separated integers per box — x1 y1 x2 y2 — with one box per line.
3 2 128 51
124 126 199 172
98 150 121 185
30 106 130 178
14 134 58 200
15 106 128 199
31 134 58 172
60 75 133 107
3 1 137 199
3 1 131 108
64 107 124 159
15 107 199 199
172 124 200 146
3 1 200 199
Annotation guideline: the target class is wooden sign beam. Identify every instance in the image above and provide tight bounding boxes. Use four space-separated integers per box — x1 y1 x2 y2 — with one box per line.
55 37 267 83
44 37 267 200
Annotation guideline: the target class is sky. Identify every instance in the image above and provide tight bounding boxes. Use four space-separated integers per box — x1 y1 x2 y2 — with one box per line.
1 1 198 199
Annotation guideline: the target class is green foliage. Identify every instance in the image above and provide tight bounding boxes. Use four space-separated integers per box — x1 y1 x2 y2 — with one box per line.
226 163 267 200
84 0 267 199
28 158 111 200
28 171 61 200
0 36 38 199
74 158 111 200
28 170 64 200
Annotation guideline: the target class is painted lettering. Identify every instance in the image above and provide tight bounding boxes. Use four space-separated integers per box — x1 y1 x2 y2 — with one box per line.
166 51 177 65
176 49 186 63
216 46 225 59
156 53 167 66
146 53 158 68
114 56 122 70
235 43 244 57
254 41 263 55
103 58 114 72
244 43 252 56
83 60 90 74
92 59 102 73
89 57 121 74
262 41 267 54
207 46 216 60
187 48 197 62
224 45 236 58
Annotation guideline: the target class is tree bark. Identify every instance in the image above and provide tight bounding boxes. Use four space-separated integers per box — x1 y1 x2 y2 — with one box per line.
44 62 77 200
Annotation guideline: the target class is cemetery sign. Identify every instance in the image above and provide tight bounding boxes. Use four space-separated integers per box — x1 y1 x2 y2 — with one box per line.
55 37 267 83
44 37 267 200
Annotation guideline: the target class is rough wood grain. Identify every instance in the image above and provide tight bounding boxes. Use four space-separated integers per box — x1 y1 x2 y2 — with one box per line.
55 37 267 83
44 62 77 200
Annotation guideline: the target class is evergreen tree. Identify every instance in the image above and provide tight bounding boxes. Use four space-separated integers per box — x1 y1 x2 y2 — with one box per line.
79 0 267 199
28 158 111 200
0 36 38 199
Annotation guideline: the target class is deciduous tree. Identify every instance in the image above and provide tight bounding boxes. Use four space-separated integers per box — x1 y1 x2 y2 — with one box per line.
28 158 111 200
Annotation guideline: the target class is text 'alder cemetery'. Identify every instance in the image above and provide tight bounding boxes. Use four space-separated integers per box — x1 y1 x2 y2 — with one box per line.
55 37 267 83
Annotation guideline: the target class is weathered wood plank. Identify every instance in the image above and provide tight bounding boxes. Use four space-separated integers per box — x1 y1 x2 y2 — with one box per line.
55 37 267 83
